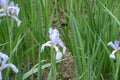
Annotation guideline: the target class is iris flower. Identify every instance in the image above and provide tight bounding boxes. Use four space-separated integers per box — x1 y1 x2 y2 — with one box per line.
41 28 66 60
0 0 21 27
0 52 18 80
108 40 120 60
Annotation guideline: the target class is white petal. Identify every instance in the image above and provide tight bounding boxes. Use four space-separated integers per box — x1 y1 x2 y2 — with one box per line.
11 16 21 27
108 41 117 49
41 44 45 52
53 45 59 52
49 28 53 34
57 40 66 54
109 48 120 60
0 8 4 12
0 72 2 80
111 49 118 55
41 41 52 52
109 54 116 60
56 52 62 60
8 6 16 9
3 63 18 73
17 20 21 27
63 46 66 55
0 52 8 67
0 13 7 17
15 7 20 16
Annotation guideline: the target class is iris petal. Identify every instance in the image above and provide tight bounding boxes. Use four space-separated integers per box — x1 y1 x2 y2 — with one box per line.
114 40 119 48
0 52 8 68
9 1 14 6
49 29 59 44
3 63 18 73
108 41 117 49
41 41 52 52
0 0 8 7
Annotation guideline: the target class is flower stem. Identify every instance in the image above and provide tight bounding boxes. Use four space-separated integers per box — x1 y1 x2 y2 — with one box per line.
5 17 14 80
37 45 42 80
115 53 120 80
51 47 56 80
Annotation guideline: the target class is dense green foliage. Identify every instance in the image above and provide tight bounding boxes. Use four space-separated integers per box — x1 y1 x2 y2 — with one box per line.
0 0 120 80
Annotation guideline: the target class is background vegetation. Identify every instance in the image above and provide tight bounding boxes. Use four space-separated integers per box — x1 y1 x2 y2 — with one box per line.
0 0 120 80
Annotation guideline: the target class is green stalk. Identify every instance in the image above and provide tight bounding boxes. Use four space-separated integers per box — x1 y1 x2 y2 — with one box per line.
51 47 56 80
30 0 35 64
47 47 56 80
115 53 120 80
9 19 14 60
37 45 42 80
5 18 14 80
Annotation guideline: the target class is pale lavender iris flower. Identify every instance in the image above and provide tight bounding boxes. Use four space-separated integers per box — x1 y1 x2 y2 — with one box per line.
108 40 120 60
0 0 21 27
41 28 66 60
0 52 18 80
0 0 8 8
